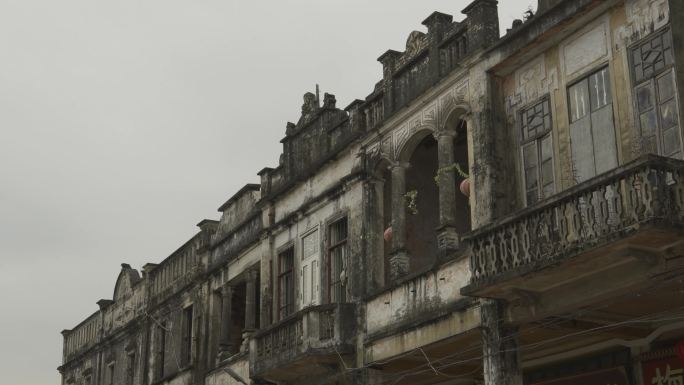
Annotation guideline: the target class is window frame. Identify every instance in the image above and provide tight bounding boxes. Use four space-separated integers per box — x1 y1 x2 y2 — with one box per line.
180 305 193 367
277 245 295 320
156 321 166 380
518 96 555 206
628 26 682 158
327 216 348 304
565 64 619 182
125 351 135 385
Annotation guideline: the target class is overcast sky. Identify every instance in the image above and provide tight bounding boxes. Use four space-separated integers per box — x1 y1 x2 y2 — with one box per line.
0 1 535 383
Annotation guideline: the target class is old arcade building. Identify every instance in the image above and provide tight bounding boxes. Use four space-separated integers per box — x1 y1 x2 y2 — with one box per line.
59 1 684 385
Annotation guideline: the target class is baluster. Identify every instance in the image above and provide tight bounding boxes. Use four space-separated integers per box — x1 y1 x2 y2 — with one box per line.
626 172 641 224
486 233 497 276
556 202 569 252
580 191 596 240
596 184 610 236
520 219 532 263
611 179 624 230
672 169 684 221
510 225 520 268
497 229 509 272
641 167 655 219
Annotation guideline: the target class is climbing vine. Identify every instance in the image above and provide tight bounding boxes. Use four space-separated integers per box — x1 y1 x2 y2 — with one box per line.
434 162 469 186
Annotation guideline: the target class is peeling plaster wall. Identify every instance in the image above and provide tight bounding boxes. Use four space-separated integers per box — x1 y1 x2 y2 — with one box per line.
365 258 471 337
205 358 249 385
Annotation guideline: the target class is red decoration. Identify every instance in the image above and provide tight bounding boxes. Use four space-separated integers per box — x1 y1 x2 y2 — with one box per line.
676 341 684 362
460 178 470 197
383 226 393 242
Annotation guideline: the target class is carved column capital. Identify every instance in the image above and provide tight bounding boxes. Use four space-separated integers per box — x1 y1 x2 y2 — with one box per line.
433 129 457 140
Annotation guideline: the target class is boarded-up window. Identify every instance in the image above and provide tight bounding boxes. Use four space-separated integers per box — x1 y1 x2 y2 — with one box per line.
520 98 554 205
328 217 348 303
631 28 682 158
568 67 618 182
278 247 295 319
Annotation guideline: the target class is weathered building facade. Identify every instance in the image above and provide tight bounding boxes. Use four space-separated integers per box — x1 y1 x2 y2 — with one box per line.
60 1 684 384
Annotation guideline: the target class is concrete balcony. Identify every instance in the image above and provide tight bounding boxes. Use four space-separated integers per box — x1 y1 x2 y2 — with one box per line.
462 155 684 322
249 303 356 382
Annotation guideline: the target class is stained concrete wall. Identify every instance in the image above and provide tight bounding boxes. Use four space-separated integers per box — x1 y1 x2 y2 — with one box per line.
60 2 683 385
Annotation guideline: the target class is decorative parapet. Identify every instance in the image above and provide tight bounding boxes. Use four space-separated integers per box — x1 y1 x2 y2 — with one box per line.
463 155 684 292
62 312 101 362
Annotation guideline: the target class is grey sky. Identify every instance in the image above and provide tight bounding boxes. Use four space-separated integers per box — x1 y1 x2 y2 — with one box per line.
0 1 535 383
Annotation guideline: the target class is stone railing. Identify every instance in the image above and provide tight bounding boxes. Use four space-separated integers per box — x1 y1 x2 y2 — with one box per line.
63 312 101 362
465 155 684 288
250 303 355 375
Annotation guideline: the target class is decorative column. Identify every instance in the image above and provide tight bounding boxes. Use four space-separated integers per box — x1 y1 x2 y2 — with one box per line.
481 299 523 385
435 130 461 257
218 284 234 360
241 270 258 351
370 177 386 290
389 162 410 281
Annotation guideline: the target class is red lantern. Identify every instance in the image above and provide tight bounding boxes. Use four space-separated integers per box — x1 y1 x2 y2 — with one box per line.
383 226 393 242
460 178 470 197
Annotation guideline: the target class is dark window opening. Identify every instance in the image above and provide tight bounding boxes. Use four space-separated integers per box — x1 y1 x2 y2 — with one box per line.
382 166 393 286
278 247 295 320
126 352 135 385
156 322 166 380
181 306 193 366
231 283 246 351
406 134 440 271
328 217 348 303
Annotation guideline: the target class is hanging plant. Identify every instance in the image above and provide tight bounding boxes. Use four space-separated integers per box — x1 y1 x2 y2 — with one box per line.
434 162 469 186
404 190 418 215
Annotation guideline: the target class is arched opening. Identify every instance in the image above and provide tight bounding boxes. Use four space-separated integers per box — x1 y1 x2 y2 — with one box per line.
381 166 393 284
405 134 440 272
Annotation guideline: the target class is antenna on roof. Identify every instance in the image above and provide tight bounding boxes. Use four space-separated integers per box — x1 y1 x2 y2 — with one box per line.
315 84 320 106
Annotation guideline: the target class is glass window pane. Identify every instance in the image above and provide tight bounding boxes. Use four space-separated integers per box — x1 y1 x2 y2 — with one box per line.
569 80 589 122
662 127 680 156
637 85 654 111
542 182 554 199
657 71 675 101
540 135 553 161
640 111 658 136
541 159 553 188
523 143 538 169
527 190 539 205
590 68 612 110
660 99 679 129
525 167 538 190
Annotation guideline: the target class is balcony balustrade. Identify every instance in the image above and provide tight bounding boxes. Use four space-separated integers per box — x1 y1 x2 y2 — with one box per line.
463 155 684 298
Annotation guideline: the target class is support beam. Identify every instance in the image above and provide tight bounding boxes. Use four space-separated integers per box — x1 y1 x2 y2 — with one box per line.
481 299 523 385
435 130 461 256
